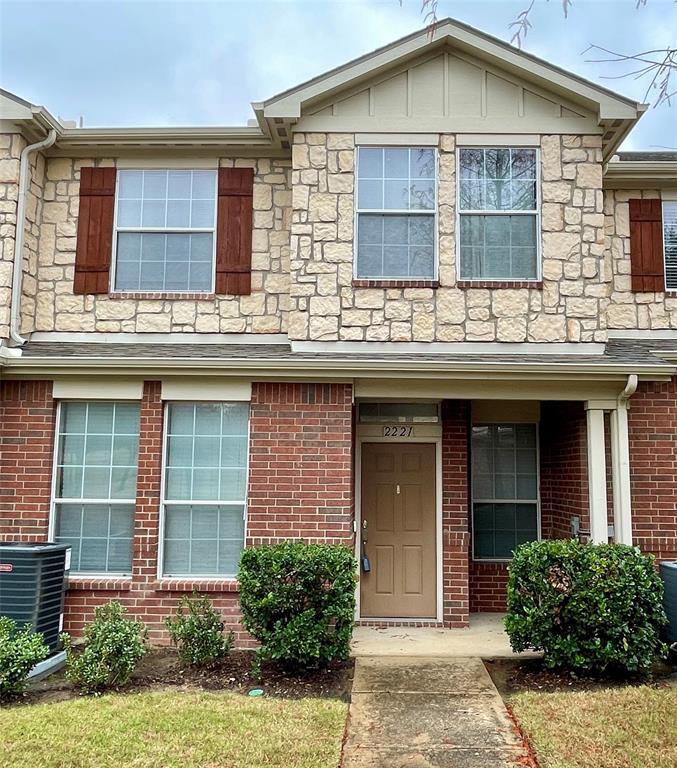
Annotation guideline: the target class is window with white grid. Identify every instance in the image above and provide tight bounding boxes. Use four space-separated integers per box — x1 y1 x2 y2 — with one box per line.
355 147 437 279
459 148 539 281
113 169 217 292
664 201 677 289
161 403 248 577
52 401 140 575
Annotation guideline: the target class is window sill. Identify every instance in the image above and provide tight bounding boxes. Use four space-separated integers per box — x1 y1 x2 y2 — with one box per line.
352 279 439 289
108 292 216 301
472 559 511 566
67 576 133 591
151 578 239 593
457 280 543 290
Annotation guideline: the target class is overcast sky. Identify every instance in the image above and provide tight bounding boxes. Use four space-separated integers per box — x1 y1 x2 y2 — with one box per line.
1 0 675 149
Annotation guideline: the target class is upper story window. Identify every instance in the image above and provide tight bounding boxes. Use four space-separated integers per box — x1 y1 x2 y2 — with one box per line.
113 169 217 293
664 200 677 290
356 147 437 280
458 148 539 281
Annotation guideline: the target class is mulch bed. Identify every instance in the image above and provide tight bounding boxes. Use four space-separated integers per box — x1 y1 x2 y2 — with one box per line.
485 656 677 697
10 649 353 707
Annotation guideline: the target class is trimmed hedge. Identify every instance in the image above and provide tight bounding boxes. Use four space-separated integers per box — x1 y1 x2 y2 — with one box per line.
61 602 148 693
0 617 49 698
165 593 234 667
506 540 667 674
238 541 357 670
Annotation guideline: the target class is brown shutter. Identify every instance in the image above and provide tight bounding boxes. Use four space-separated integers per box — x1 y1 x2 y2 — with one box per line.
629 198 664 292
215 167 253 295
73 167 116 294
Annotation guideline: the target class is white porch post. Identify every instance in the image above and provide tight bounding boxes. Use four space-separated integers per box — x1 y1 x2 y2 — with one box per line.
585 403 609 544
610 402 633 545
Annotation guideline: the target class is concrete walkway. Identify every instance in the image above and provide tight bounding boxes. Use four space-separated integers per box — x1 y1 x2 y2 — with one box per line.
351 614 540 659
342 656 531 768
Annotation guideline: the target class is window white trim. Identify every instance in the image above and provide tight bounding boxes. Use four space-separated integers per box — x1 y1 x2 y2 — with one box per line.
470 421 542 563
455 146 542 283
49 400 139 577
53 378 143 401
110 169 218 295
157 401 250 580
161 379 251 402
354 145 439 281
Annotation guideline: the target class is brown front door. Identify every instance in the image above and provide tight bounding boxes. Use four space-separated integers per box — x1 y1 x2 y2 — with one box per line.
360 442 436 618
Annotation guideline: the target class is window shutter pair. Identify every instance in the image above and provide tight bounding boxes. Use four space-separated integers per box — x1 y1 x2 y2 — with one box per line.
73 167 253 295
629 199 664 292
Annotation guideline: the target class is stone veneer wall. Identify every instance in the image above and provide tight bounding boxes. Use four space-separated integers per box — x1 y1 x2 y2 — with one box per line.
605 188 677 330
288 132 608 343
25 156 291 335
0 134 24 340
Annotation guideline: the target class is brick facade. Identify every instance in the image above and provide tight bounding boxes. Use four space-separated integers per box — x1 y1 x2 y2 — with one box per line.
441 400 470 626
629 380 677 561
3 376 677 639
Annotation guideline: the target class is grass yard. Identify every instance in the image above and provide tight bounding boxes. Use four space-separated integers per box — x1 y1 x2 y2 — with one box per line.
510 685 677 768
0 690 348 768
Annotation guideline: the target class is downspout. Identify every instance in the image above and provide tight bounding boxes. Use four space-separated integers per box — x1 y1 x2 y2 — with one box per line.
8 129 57 346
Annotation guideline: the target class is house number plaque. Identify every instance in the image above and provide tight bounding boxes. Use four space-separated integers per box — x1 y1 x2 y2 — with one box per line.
382 425 414 438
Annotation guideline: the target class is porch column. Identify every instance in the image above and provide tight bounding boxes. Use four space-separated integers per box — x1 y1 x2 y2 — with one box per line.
585 402 609 544
610 402 633 545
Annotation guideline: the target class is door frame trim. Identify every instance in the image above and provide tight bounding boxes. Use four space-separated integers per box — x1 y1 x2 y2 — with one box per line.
355 427 443 623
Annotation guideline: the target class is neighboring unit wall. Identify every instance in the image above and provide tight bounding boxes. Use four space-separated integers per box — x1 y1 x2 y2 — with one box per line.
288 132 608 343
605 188 677 330
25 157 291 335
628 379 677 561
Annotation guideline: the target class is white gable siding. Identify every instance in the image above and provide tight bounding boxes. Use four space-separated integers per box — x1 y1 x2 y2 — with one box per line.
295 49 598 135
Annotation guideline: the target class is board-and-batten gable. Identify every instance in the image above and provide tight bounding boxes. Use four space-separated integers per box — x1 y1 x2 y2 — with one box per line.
294 47 599 135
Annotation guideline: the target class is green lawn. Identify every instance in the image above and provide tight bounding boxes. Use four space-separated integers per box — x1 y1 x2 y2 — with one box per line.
0 690 348 768
510 685 677 768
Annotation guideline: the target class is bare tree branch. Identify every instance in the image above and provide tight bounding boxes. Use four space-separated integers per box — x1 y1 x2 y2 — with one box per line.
584 43 677 106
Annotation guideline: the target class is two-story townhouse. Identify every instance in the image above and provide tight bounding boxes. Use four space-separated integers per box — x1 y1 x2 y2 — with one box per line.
1 19 676 643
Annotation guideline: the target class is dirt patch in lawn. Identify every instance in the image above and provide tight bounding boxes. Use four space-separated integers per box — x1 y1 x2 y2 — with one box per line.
485 656 677 697
11 649 353 708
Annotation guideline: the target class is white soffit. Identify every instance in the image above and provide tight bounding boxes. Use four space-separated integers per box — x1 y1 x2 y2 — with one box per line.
53 378 143 400
161 378 252 402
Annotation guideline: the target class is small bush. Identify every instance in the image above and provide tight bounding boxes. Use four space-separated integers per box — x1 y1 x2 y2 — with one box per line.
165 593 234 667
61 602 147 693
506 540 667 675
0 616 49 698
238 541 357 671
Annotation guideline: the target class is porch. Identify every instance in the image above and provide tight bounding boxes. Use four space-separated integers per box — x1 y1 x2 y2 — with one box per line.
351 613 538 658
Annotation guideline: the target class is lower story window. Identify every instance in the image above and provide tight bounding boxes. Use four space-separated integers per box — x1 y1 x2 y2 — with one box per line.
471 423 539 559
161 402 248 577
52 401 140 575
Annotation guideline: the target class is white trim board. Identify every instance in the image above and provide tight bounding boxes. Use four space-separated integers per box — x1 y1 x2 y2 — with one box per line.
52 378 143 400
29 332 289 345
161 378 251 401
291 340 606 356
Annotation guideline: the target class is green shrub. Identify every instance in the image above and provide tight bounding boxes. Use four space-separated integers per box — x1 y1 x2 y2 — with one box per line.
506 540 667 675
61 602 147 693
0 616 49 698
238 541 357 671
165 593 234 667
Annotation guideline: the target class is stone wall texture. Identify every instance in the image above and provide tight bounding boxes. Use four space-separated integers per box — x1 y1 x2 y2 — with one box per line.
0 134 24 340
605 188 677 330
288 132 609 343
23 155 291 335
